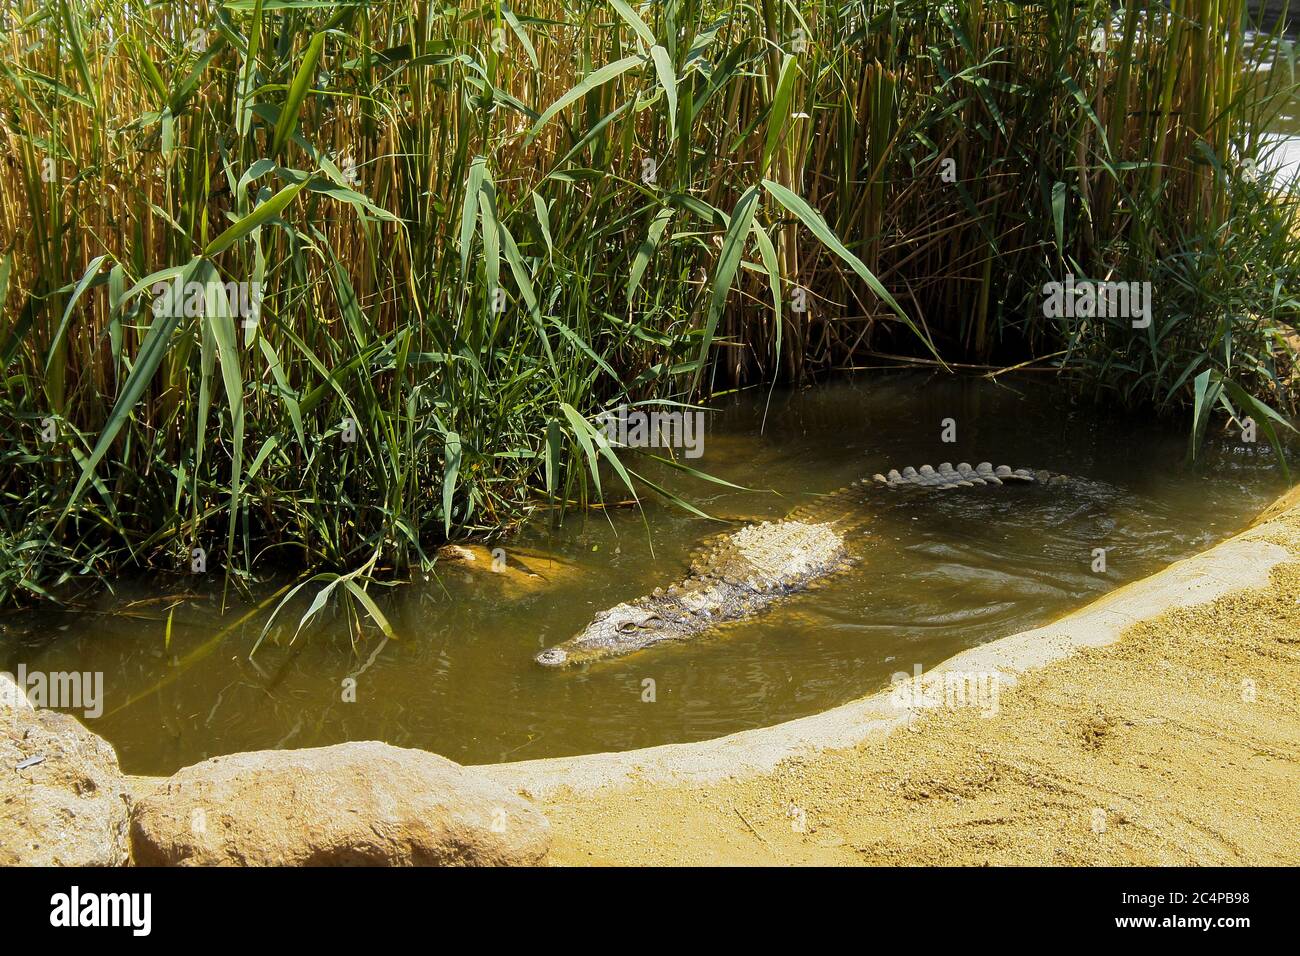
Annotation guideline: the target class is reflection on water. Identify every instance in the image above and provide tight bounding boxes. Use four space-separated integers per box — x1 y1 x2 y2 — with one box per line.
1252 28 1300 178
0 373 1287 776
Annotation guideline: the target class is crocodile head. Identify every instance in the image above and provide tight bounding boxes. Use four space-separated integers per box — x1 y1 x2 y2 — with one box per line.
535 600 684 668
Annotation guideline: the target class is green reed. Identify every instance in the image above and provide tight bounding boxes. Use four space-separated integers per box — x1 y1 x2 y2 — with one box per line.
0 0 1296 610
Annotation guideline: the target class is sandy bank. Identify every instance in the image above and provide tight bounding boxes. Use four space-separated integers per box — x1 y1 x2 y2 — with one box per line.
502 494 1300 865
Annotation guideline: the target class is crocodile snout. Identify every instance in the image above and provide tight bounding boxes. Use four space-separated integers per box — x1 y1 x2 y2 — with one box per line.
535 646 568 667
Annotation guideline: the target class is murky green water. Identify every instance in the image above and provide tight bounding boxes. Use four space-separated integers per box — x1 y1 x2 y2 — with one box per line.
0 373 1289 775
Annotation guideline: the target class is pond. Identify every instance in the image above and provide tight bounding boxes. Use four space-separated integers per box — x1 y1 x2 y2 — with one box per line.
0 372 1288 776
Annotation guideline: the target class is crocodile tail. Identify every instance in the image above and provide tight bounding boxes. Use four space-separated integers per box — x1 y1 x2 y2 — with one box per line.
784 462 1063 526
784 478 887 526
872 462 1061 491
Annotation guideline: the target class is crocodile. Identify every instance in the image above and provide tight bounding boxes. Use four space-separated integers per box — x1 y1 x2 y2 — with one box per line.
534 462 1067 668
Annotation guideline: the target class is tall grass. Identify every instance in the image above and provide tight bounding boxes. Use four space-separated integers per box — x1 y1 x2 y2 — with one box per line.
1 0 1297 608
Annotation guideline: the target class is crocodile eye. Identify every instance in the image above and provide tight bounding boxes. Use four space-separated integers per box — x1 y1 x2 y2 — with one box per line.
616 620 640 633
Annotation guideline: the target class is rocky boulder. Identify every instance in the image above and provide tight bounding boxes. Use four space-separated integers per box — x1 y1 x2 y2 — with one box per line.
129 741 550 866
1 686 132 866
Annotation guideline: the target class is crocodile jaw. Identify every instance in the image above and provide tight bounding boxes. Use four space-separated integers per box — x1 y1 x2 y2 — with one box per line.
535 593 722 668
